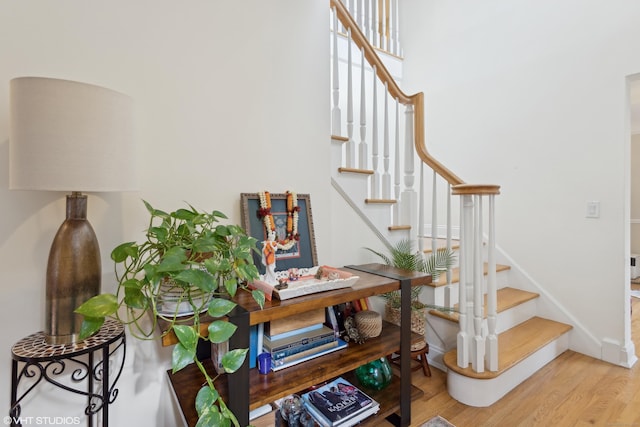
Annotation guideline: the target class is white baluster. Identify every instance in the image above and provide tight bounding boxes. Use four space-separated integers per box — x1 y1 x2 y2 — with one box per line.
382 0 389 52
445 183 453 308
346 29 355 168
331 8 341 137
393 98 400 225
359 49 368 171
486 194 498 371
472 196 485 373
364 0 371 45
432 170 438 254
391 0 400 55
403 106 414 191
348 0 355 22
382 83 391 200
357 0 364 33
401 105 417 239
372 0 379 49
389 0 396 55
370 66 379 197
418 163 425 254
457 194 473 368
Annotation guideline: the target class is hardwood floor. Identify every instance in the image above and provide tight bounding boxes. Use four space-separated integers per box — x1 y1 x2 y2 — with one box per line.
398 286 640 427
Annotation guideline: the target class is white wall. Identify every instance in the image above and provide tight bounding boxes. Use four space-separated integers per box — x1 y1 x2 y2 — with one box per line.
631 134 640 256
0 1 383 425
401 0 640 364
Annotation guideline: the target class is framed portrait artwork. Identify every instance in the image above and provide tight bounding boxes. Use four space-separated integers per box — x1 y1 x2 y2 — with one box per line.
240 192 318 274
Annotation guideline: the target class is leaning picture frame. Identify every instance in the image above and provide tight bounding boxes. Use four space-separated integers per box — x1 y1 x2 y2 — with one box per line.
240 193 318 274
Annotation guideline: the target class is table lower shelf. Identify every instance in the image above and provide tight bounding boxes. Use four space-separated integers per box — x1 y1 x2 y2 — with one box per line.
167 321 424 426
168 360 423 427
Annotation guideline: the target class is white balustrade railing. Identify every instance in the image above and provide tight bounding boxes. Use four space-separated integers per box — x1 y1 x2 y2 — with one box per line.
330 0 501 373
336 0 402 57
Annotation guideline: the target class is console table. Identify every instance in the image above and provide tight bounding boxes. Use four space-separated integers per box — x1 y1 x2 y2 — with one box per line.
166 263 431 427
9 319 126 427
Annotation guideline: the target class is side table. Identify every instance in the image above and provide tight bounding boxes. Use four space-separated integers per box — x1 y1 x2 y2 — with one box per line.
9 319 126 427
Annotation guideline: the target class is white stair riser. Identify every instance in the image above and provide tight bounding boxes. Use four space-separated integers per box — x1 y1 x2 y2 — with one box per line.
333 171 370 196
330 138 345 167
446 332 570 407
495 299 537 334
424 297 537 356
426 315 459 356
332 136 412 246
419 268 511 308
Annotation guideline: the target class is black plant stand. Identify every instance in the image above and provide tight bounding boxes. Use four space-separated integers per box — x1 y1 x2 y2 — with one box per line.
9 319 126 427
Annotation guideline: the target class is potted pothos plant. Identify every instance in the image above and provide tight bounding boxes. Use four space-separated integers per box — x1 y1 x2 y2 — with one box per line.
365 239 456 344
75 200 265 427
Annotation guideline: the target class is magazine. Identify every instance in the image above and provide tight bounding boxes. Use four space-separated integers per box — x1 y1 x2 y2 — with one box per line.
301 377 379 427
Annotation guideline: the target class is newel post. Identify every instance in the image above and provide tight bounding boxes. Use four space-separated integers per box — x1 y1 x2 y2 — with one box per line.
452 184 500 372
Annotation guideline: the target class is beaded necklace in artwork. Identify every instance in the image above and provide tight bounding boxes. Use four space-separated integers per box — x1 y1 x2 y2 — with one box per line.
258 191 300 250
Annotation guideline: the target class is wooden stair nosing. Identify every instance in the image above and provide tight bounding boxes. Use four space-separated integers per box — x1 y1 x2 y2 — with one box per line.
331 134 349 143
421 238 461 253
442 316 573 379
338 167 374 175
388 225 411 231
428 287 540 323
365 198 397 204
423 244 460 254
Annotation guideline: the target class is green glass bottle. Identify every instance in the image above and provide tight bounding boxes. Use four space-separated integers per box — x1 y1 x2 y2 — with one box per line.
354 357 393 390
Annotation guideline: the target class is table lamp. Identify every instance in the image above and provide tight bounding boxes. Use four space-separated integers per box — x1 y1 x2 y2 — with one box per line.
9 77 135 345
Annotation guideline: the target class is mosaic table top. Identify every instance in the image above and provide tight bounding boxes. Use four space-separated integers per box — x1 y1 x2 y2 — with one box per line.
12 319 124 361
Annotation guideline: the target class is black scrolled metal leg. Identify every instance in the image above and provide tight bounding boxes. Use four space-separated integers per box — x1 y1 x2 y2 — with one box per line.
102 343 109 427
88 351 94 427
227 305 250 427
10 358 22 427
9 319 125 427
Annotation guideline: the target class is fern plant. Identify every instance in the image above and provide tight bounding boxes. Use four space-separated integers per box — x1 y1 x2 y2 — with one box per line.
365 239 457 311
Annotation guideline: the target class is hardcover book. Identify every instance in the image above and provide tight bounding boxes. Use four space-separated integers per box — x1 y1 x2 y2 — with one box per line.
271 339 347 371
263 325 335 355
301 377 379 427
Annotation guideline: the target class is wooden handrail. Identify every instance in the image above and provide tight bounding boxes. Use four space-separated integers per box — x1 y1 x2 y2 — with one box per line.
413 92 465 186
452 184 501 196
331 0 465 187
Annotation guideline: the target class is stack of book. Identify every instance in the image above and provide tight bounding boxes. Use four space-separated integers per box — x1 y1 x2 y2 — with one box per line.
263 308 347 371
301 377 380 427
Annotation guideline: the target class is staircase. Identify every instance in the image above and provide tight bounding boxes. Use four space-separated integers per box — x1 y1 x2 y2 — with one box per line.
332 131 574 405
330 0 574 408
424 268 573 406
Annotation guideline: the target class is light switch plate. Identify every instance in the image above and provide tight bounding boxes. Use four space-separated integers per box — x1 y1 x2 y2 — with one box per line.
586 201 600 218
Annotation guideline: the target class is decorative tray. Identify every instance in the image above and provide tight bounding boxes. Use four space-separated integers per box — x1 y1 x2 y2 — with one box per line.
250 266 359 301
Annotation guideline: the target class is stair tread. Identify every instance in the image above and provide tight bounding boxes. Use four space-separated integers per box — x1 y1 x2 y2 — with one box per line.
422 238 460 254
338 167 374 175
365 198 397 204
429 287 539 322
388 225 411 231
427 263 511 288
443 316 573 379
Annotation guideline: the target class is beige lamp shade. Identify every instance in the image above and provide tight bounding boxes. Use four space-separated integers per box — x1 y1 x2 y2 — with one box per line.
9 76 136 192
9 76 136 344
